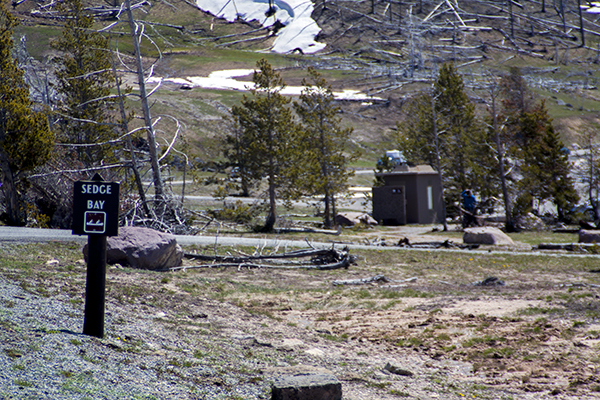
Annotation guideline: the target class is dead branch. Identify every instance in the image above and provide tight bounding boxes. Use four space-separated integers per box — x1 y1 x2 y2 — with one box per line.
216 35 270 47
173 247 357 272
184 247 349 262
195 26 270 41
274 227 341 235
396 237 480 249
332 275 418 286
332 274 390 286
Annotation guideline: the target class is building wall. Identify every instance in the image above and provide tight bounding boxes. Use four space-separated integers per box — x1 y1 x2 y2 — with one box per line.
372 186 406 225
373 171 443 224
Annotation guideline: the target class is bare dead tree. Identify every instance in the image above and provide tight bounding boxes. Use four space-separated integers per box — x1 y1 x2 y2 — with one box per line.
110 57 150 219
123 0 166 206
578 0 585 47
484 73 514 231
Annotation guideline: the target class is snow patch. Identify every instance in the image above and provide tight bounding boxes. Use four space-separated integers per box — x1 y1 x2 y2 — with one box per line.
581 2 600 13
148 69 383 101
196 0 325 54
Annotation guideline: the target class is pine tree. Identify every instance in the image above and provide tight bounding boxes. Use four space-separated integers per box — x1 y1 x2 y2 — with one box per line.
52 0 121 167
293 67 358 228
396 63 488 218
227 59 298 232
519 101 578 220
0 2 53 225
434 63 490 202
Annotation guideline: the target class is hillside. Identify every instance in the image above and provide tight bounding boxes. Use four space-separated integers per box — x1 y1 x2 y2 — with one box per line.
10 0 600 164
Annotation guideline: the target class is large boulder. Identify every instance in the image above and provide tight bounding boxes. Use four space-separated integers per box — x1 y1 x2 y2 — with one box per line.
335 212 377 227
579 229 600 243
84 226 183 270
515 212 547 231
271 374 342 400
463 227 514 246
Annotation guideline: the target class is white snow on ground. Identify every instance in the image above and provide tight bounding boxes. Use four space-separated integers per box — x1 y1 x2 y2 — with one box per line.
581 2 600 13
148 69 383 101
196 0 325 53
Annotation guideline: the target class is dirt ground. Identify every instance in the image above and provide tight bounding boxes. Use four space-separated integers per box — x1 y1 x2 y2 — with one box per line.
3 229 600 399
142 227 600 400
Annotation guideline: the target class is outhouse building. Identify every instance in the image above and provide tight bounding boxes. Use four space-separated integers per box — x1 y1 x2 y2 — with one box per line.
372 165 444 225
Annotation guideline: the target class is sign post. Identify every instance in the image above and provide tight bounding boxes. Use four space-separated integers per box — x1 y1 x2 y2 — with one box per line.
72 173 119 338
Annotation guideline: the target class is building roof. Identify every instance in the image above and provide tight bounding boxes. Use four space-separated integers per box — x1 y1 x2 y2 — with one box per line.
375 164 437 176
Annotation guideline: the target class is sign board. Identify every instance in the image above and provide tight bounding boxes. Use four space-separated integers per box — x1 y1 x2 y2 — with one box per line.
72 175 120 236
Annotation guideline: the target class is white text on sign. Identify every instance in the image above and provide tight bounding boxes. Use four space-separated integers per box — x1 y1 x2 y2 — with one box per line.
87 200 105 210
81 184 112 195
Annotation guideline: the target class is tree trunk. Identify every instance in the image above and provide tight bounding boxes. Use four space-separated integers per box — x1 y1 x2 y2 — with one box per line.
264 176 277 231
111 59 151 218
578 0 585 47
0 154 23 226
508 0 514 38
323 192 332 229
431 93 448 231
492 94 514 231
124 0 165 205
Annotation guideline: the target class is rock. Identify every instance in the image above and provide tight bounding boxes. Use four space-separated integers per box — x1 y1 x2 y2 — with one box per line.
271 374 342 400
463 227 514 246
83 226 183 270
384 362 414 377
516 212 546 231
274 339 305 352
262 365 334 377
335 212 377 227
304 348 325 357
472 276 505 286
579 229 600 243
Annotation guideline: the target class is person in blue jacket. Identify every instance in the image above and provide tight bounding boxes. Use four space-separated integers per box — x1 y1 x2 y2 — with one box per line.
462 190 477 227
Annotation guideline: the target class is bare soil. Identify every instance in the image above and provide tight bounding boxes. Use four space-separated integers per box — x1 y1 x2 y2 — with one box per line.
117 230 600 399
2 231 600 399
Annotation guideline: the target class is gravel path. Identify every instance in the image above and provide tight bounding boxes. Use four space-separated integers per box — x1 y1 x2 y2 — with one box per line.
0 275 271 399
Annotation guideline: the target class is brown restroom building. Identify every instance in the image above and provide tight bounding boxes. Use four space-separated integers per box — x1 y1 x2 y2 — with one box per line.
372 165 444 225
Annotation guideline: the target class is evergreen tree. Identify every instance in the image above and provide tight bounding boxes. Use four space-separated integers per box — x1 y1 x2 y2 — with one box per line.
0 2 53 225
227 59 298 232
519 102 578 220
52 0 121 167
396 63 489 217
498 68 578 222
293 67 358 228
434 63 492 203
500 67 534 119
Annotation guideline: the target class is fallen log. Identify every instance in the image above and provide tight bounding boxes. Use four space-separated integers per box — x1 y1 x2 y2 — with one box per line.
332 275 417 286
184 247 349 262
167 255 355 272
173 247 358 272
332 275 390 286
396 237 480 249
274 226 341 235
537 243 599 251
